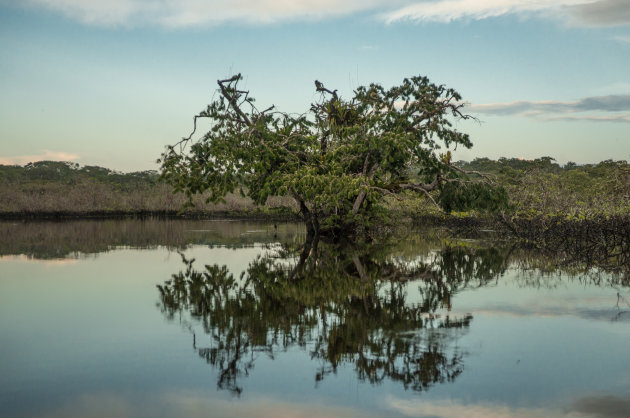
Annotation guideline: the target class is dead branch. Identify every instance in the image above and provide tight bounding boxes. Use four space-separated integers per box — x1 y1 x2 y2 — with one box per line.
314 80 338 99
450 164 496 184
217 75 252 126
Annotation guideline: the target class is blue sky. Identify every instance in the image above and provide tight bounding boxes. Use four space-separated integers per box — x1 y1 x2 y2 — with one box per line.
1 0 629 171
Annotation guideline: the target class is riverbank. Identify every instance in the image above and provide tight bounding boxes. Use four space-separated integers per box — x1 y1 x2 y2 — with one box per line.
3 209 629 275
0 208 301 221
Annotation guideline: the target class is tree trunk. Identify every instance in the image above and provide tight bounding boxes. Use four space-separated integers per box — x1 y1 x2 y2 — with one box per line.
352 190 367 215
352 162 379 215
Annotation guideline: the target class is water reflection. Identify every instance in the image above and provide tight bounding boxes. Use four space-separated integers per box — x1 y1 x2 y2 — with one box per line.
0 219 304 259
3 220 630 417
156 235 516 394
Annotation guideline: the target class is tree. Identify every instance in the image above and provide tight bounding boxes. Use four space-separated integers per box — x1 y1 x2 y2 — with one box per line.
159 74 503 234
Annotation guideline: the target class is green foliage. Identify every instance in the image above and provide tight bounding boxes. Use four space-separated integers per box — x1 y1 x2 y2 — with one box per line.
0 160 159 189
438 182 509 213
455 157 630 217
0 161 183 214
160 74 497 233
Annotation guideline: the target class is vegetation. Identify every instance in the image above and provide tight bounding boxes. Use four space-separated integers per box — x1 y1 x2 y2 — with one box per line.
455 157 630 218
2 155 628 234
159 74 505 235
0 160 295 217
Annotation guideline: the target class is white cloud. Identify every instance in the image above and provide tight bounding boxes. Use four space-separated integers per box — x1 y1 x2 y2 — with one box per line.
469 94 630 123
23 0 395 27
17 0 630 27
159 0 395 27
384 0 630 27
0 150 80 166
25 0 152 26
384 0 588 24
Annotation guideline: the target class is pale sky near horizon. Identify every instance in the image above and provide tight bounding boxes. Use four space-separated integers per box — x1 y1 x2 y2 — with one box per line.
1 0 629 172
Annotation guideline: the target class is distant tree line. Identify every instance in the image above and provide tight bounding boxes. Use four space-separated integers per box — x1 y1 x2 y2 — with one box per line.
0 160 294 216
454 157 630 217
0 161 159 189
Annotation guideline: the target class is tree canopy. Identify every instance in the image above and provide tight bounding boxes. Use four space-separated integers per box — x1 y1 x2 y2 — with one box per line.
160 74 505 234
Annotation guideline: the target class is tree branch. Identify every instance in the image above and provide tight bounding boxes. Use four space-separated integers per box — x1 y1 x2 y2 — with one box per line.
450 164 496 184
217 75 252 127
400 180 446 214
400 178 439 192
314 80 338 100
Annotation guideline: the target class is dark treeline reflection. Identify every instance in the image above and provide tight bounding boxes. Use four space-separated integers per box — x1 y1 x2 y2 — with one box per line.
156 234 513 395
0 219 304 259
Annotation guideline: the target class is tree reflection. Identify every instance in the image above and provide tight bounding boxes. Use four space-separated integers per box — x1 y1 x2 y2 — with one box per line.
157 235 509 395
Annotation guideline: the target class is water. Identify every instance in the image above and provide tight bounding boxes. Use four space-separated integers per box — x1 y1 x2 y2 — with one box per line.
1 219 629 417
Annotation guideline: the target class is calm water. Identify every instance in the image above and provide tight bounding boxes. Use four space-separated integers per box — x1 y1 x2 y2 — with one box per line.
1 219 629 418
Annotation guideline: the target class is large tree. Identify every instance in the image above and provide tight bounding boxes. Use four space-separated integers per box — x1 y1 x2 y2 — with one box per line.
160 74 503 234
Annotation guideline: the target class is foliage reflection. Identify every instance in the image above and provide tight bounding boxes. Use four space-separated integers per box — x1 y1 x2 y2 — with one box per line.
156 235 511 394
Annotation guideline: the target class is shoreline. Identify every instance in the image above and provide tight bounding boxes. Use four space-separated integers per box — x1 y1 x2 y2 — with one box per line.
4 209 628 233
0 208 302 222
3 211 628 273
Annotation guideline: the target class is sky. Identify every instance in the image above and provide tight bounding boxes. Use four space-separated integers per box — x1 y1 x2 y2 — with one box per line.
1 0 629 172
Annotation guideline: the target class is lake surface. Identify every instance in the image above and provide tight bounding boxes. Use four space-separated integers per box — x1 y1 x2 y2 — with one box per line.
1 219 629 418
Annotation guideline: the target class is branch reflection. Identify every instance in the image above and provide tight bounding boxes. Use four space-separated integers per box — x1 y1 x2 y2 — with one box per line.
157 235 509 395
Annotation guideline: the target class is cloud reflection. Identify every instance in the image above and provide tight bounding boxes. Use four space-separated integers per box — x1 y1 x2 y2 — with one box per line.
44 391 376 418
387 393 630 418
0 254 79 265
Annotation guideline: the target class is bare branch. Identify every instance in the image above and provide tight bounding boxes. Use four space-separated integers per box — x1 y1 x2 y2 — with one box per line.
400 178 439 192
419 188 446 214
372 186 403 200
260 105 275 115
450 164 497 184
182 114 205 143
399 179 446 213
314 80 338 99
217 75 252 126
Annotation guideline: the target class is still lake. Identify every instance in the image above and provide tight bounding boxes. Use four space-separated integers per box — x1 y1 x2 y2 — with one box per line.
1 219 629 418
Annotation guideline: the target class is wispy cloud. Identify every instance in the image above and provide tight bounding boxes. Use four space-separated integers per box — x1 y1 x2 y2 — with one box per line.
0 150 80 166
45 391 376 418
384 0 581 24
545 112 630 123
469 94 630 123
386 394 630 418
384 0 630 27
21 0 630 28
23 0 394 27
567 0 630 27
